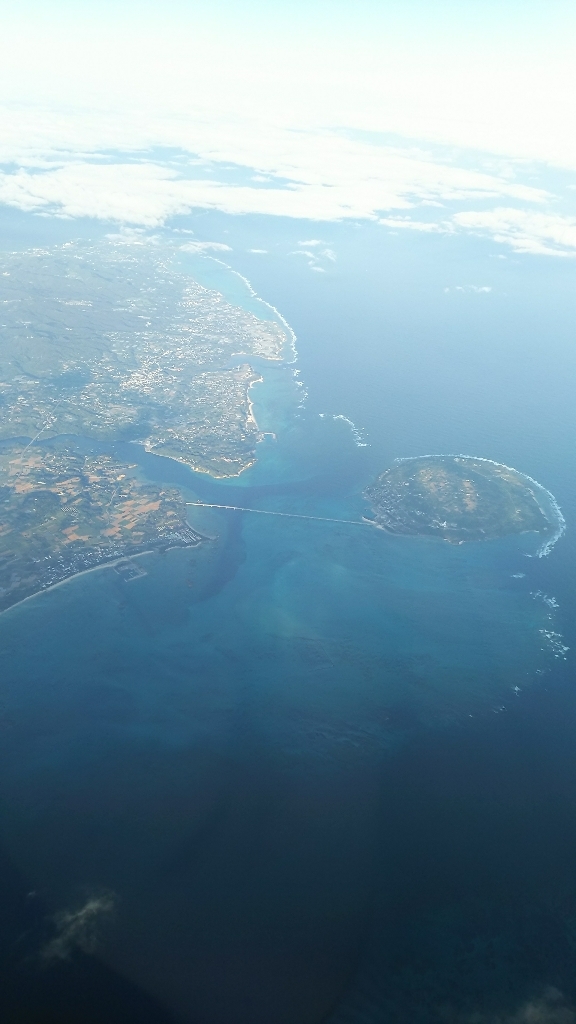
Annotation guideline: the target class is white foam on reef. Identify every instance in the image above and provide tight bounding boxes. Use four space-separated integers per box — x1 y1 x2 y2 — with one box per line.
539 629 570 659
393 453 566 557
205 256 298 364
531 590 559 609
319 413 369 447
293 370 309 410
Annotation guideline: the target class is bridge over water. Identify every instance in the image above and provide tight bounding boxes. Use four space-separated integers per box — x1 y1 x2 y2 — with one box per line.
186 501 377 529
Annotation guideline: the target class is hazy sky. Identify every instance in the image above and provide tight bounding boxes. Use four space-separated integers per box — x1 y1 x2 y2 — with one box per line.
1 1 575 252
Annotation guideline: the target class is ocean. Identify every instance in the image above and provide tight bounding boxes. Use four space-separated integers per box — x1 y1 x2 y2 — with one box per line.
0 214 575 1023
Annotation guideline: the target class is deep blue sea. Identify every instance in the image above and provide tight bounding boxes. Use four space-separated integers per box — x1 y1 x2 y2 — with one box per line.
1 211 575 1023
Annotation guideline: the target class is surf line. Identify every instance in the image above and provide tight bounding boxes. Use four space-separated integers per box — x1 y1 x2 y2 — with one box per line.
186 502 375 528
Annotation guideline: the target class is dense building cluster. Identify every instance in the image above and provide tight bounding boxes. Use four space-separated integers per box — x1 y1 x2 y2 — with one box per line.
0 241 287 475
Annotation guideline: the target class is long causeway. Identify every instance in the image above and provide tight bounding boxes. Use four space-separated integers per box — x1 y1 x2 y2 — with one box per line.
186 502 375 528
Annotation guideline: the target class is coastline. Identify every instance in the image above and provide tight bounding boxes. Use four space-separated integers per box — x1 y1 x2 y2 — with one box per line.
363 516 545 548
246 373 264 430
140 371 264 480
0 539 206 620
391 453 566 557
203 255 299 364
139 443 257 480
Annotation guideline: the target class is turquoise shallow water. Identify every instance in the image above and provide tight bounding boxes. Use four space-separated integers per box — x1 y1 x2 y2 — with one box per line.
0 238 574 1022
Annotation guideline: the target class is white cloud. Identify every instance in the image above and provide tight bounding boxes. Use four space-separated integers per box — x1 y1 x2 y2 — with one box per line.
0 163 195 226
1 154 574 259
289 246 336 272
1 4 576 171
444 285 492 293
0 6 573 254
380 208 576 257
180 241 232 253
453 207 576 256
379 217 448 233
0 104 551 229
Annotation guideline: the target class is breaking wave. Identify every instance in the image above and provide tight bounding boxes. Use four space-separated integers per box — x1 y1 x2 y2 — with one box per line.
319 412 369 447
229 266 298 363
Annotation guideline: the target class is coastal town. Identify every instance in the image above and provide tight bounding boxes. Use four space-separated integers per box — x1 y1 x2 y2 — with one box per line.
0 240 288 476
0 441 204 613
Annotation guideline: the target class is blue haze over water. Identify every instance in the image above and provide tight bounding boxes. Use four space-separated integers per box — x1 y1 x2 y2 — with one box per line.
0 211 576 1022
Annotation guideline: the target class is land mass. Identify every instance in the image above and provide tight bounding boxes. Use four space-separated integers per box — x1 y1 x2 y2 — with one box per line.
364 456 558 544
0 240 288 477
0 240 295 610
0 440 203 613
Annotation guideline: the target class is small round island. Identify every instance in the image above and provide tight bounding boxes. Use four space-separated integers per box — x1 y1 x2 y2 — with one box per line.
364 455 564 551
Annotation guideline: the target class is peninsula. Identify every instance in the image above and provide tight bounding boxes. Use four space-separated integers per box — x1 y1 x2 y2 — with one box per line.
0 241 289 477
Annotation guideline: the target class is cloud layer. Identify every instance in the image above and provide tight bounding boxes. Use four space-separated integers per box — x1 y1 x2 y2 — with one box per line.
381 207 576 257
0 4 575 254
0 108 560 241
